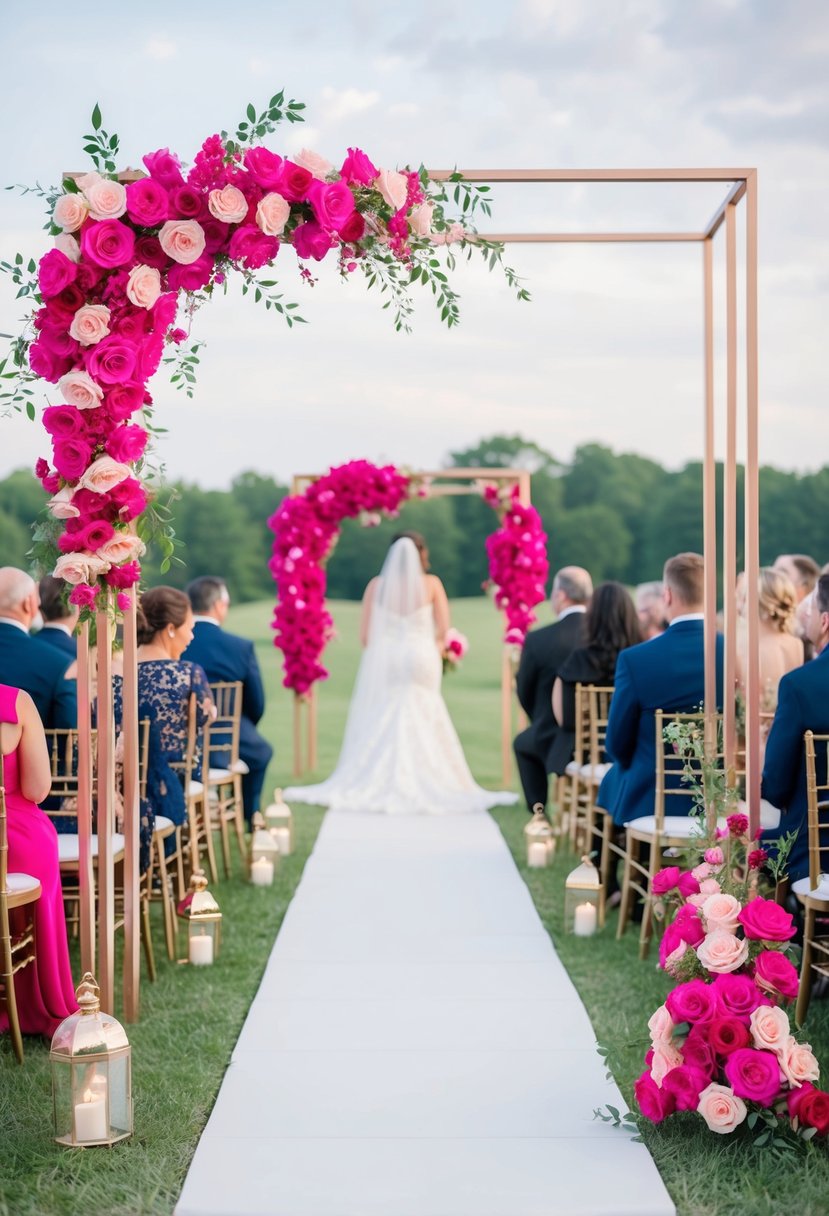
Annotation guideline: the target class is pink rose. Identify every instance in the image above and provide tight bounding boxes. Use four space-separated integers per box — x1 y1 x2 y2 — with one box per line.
103 383 145 421
108 477 147 521
105 425 147 464
53 192 89 232
84 178 127 221
409 202 434 237
681 1029 717 1078
661 1064 709 1112
68 583 99 610
696 1083 747 1133
52 437 93 481
167 255 214 292
104 559 141 588
53 552 109 585
708 1016 751 1056
158 219 206 265
78 455 132 494
753 949 799 1001
652 866 681 895
749 1005 790 1053
651 1040 683 1086
659 904 705 971
256 192 291 236
292 221 334 261
340 147 378 186
125 178 170 227
85 338 139 385
375 167 407 211
42 404 85 438
169 185 206 220
54 234 81 263
117 592 132 612
126 264 162 309
96 532 145 565
666 978 718 1025
277 160 313 203
739 897 796 942
46 487 80 519
699 878 722 896
81 219 136 269
647 1004 675 1044
293 148 334 180
702 893 742 934
142 147 185 189
308 180 356 234
677 871 701 898
243 147 284 190
29 339 73 383
724 1047 782 1106
779 1037 820 1088
691 862 713 881
69 304 111 347
634 1070 675 1123
134 235 168 270
704 847 724 866
228 226 278 270
697 930 749 974
208 184 248 224
38 249 78 299
712 972 768 1022
59 518 115 554
339 211 365 243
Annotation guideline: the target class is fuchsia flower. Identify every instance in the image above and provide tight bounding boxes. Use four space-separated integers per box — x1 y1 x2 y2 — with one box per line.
726 813 749 837
68 583 99 610
752 949 799 1001
724 1048 782 1106
652 866 681 895
38 248 78 298
738 897 796 942
340 147 378 185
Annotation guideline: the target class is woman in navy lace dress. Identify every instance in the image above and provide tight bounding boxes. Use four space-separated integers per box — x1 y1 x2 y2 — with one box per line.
114 587 214 872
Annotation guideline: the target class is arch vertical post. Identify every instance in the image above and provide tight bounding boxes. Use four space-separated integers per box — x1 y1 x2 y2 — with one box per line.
723 203 739 780
95 597 116 1014
743 170 761 835
121 596 140 1021
702 237 718 828
76 620 95 977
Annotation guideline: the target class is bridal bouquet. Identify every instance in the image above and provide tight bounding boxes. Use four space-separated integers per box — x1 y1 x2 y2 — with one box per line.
442 628 469 674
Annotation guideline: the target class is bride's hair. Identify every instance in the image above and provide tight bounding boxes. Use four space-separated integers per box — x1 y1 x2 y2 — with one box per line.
391 530 429 571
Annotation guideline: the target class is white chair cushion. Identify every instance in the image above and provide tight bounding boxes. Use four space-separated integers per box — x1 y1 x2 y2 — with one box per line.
626 815 701 838
188 780 204 797
232 759 250 775
792 874 829 902
153 815 175 837
6 872 39 895
565 760 581 777
736 797 781 830
580 762 611 782
57 833 126 864
208 767 233 782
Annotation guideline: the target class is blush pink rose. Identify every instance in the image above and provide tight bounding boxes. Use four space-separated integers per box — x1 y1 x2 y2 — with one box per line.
125 178 170 227
80 219 136 269
739 897 796 942
702 893 742 934
97 532 145 565
753 949 799 1001
293 148 334 180
647 1004 675 1044
691 862 713 881
696 1082 747 1133
651 1040 683 1086
78 455 132 494
697 930 749 974
749 1005 790 1054
126 264 162 309
256 192 291 236
208 185 248 224
69 304 112 347
375 167 407 211
158 219 206 265
57 370 104 410
84 178 127 221
53 552 110 584
55 234 81 263
779 1037 820 1087
53 192 89 232
46 487 80 519
699 878 722 896
409 202 434 236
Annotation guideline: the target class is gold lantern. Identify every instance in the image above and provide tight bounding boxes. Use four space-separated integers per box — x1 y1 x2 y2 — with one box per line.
263 788 294 856
50 974 132 1147
524 804 555 868
181 869 222 964
249 811 278 886
565 855 601 936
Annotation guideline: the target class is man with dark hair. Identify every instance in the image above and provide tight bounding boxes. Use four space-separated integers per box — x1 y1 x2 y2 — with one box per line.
598 552 724 825
0 566 77 729
37 574 79 659
513 566 593 813
182 576 273 822
763 573 829 882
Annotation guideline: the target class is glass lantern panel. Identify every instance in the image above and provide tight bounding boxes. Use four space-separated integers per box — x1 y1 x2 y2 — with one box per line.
108 1055 131 1135
52 1059 73 1140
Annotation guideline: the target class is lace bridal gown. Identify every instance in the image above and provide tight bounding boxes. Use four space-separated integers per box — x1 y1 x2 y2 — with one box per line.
284 538 517 815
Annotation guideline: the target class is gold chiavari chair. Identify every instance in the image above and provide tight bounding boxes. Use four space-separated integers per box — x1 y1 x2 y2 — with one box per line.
170 695 218 887
144 707 184 961
558 683 590 850
0 755 42 1063
794 731 829 1026
579 685 617 927
204 681 246 878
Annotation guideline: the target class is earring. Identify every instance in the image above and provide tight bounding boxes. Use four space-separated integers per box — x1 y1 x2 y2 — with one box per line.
168 626 175 638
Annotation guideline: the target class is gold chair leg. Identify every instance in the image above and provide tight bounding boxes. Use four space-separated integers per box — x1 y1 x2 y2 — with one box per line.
199 796 219 886
1 932 24 1064
617 831 634 940
638 837 661 961
796 904 815 1027
233 777 246 857
155 841 177 962
141 894 157 983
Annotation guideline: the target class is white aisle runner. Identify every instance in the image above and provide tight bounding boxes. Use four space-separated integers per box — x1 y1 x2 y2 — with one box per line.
176 813 675 1216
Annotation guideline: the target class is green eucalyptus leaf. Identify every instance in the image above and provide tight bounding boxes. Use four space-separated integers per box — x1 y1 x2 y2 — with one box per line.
91 103 102 131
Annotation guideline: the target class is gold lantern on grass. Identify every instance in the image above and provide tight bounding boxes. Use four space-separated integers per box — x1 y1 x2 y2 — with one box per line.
181 869 222 964
263 788 294 856
50 974 132 1146
524 804 555 868
249 811 278 886
565 855 601 937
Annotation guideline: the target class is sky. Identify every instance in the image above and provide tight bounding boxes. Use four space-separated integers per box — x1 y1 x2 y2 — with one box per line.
0 0 827 489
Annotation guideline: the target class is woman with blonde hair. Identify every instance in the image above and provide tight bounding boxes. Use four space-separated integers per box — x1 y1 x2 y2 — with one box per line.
737 566 804 712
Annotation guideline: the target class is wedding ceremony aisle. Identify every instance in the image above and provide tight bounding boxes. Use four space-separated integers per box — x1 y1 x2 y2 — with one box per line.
176 812 675 1216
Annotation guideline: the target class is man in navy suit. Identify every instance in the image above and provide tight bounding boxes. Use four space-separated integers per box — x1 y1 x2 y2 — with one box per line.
762 574 829 882
182 576 273 822
36 575 79 660
598 552 724 825
0 566 77 729
514 567 592 813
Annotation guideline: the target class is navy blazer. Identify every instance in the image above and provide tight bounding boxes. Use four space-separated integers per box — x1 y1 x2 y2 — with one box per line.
598 619 724 825
515 611 588 771
762 646 829 882
37 626 77 659
0 621 77 729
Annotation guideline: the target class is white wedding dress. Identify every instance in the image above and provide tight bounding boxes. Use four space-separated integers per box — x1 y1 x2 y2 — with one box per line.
285 538 518 815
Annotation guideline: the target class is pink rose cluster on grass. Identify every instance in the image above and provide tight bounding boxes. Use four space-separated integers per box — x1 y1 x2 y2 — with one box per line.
483 485 549 648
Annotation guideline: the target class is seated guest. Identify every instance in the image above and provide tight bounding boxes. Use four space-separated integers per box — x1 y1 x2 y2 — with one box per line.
0 567 76 729
37 575 79 660
113 587 215 874
182 576 273 823
736 567 804 712
774 553 820 659
635 581 667 640
762 573 829 883
598 553 724 826
514 567 592 813
1 682 78 1036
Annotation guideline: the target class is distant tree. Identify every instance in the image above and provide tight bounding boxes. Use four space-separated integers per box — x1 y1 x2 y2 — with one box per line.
0 508 31 569
552 504 631 582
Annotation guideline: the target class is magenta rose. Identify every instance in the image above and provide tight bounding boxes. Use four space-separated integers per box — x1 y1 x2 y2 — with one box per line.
308 179 356 234
727 813 749 837
724 1048 782 1107
244 146 284 190
791 1085 829 1136
277 160 313 203
708 1016 751 1056
712 972 768 1022
108 477 147 520
142 147 185 189
28 338 73 383
70 487 111 520
753 949 799 1000
652 866 681 895
200 217 230 255
38 248 78 299
74 262 104 294
43 405 86 439
111 310 150 345
661 1064 709 1112
126 178 170 227
85 337 139 385
228 226 278 270
104 560 141 589
739 897 796 942
103 383 145 421
167 254 214 292
339 210 366 243
748 848 769 870
169 184 207 220
666 978 718 1026
138 332 165 381
634 1071 675 1123
292 220 334 262
105 424 147 464
81 219 136 269
680 1029 716 1079
659 904 705 970
52 437 93 482
340 147 379 185
68 583 99 610
59 518 115 553
134 235 169 270
677 871 701 898
152 292 179 334
41 283 87 324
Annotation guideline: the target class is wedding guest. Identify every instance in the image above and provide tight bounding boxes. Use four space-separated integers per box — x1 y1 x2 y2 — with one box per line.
762 573 829 883
0 567 76 730
37 574 79 660
514 566 592 814
1 682 78 1037
113 587 215 873
182 576 272 822
597 553 724 826
635 581 666 640
736 567 804 712
774 553 819 659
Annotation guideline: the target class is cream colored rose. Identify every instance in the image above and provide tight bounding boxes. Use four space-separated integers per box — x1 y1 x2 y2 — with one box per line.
375 167 408 211
256 192 291 237
159 219 206 265
126 264 162 309
53 193 88 233
696 929 749 974
651 1041 683 1086
207 185 248 224
408 202 434 237
779 1036 820 1087
293 148 335 180
47 487 80 519
97 532 145 565
691 862 713 881
53 552 110 585
702 892 742 934
69 304 112 347
55 233 81 262
686 893 707 909
75 171 102 192
749 1005 790 1054
696 1083 747 1133
647 1004 675 1044
84 178 128 221
78 456 133 495
57 370 104 410
698 878 722 896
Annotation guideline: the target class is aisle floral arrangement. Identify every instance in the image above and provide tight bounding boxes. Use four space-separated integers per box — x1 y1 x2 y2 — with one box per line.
1 94 527 618
482 483 548 646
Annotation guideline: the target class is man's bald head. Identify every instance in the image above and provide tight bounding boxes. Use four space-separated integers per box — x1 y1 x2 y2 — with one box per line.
551 566 593 611
0 567 38 623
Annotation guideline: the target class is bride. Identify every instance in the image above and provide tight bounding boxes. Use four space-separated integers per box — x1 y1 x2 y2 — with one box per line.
285 533 517 814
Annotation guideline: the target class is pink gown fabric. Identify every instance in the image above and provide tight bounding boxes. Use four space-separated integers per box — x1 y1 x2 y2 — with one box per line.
1 683 77 1037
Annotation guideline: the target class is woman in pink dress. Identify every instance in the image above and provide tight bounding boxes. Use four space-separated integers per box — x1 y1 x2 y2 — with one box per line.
1 682 77 1037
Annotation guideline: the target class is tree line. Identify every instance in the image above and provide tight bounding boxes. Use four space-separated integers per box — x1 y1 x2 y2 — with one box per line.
1 435 827 602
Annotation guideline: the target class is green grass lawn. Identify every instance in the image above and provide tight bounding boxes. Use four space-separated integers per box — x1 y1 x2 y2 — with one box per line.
2 595 829 1216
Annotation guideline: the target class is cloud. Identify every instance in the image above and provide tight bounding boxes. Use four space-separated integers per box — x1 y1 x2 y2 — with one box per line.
320 86 380 123
144 38 177 60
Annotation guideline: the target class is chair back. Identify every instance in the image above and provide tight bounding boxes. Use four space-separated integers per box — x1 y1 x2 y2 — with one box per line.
205 681 243 772
654 709 725 830
585 685 614 770
804 731 829 890
43 727 97 827
570 684 590 768
137 718 151 802
168 694 199 789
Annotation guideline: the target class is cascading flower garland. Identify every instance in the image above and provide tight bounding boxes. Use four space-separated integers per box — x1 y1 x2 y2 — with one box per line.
483 484 549 646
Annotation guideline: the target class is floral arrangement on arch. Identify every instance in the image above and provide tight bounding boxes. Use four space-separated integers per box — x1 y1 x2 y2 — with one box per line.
482 483 549 646
1 94 527 618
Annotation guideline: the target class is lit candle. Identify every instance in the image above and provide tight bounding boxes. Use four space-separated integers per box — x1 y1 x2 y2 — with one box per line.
573 902 597 937
272 827 291 855
74 1086 108 1143
527 841 548 868
250 856 274 886
189 934 214 965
